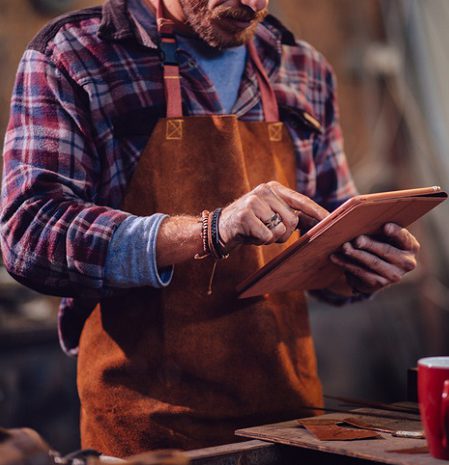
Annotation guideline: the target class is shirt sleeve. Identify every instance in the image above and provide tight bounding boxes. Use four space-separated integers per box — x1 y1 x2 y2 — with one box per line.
104 214 174 288
312 61 358 212
0 49 131 298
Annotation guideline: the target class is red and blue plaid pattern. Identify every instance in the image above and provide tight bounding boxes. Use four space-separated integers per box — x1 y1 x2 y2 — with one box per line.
0 0 357 355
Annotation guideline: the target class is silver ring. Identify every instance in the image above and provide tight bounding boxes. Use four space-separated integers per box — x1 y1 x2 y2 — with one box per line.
263 213 282 230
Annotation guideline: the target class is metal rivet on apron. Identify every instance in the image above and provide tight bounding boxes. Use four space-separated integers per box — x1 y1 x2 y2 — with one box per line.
268 122 283 142
166 119 184 140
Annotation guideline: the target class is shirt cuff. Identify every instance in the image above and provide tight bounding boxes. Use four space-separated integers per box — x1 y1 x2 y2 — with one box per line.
104 213 174 288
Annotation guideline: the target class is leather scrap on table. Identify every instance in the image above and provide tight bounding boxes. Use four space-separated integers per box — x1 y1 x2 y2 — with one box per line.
297 418 342 426
304 424 383 441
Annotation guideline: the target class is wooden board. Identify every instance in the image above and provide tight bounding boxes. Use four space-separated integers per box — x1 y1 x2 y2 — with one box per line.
235 407 439 465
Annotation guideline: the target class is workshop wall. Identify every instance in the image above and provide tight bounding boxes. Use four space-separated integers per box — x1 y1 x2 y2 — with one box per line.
272 0 383 173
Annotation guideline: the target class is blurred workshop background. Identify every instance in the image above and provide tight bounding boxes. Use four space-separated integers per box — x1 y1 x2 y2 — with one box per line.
1 0 449 454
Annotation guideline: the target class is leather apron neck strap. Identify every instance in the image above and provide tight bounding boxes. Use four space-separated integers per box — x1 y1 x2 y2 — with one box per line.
154 0 184 119
247 40 280 123
153 0 279 122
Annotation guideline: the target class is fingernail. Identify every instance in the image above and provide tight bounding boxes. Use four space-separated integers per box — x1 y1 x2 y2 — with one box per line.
342 242 352 253
385 223 395 234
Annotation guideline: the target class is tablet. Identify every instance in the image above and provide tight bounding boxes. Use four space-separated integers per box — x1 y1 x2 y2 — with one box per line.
237 186 447 299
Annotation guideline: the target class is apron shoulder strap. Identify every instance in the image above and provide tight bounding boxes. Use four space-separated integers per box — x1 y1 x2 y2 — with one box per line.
247 40 280 123
155 0 183 118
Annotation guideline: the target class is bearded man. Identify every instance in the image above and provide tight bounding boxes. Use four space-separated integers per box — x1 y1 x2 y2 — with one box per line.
1 0 420 458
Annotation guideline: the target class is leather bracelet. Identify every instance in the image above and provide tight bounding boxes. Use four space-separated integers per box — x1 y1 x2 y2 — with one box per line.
207 209 221 259
210 208 229 259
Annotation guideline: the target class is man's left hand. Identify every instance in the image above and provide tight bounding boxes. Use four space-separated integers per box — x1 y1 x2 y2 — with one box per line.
330 223 420 295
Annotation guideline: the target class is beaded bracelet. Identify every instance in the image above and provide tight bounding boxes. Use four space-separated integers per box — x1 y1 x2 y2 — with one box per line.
194 210 210 260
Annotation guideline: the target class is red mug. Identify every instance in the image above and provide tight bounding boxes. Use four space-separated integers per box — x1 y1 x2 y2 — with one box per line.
418 357 449 460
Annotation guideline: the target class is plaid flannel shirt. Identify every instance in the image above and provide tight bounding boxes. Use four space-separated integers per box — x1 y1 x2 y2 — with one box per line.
1 0 357 355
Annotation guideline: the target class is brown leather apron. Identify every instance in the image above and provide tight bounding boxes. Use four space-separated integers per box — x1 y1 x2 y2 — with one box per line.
77 3 323 457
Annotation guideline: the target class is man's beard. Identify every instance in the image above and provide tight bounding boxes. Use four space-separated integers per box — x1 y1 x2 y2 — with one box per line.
178 0 268 48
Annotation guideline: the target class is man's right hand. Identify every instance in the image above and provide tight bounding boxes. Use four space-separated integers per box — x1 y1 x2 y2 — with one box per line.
156 181 328 267
219 181 329 251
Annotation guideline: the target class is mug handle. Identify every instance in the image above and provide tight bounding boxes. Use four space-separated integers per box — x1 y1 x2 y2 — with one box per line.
442 380 449 449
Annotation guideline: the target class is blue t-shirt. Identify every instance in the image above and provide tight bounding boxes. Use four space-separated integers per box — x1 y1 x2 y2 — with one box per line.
176 34 247 113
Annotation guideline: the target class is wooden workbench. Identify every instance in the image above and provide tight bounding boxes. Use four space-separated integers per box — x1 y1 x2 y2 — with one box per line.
185 403 441 465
